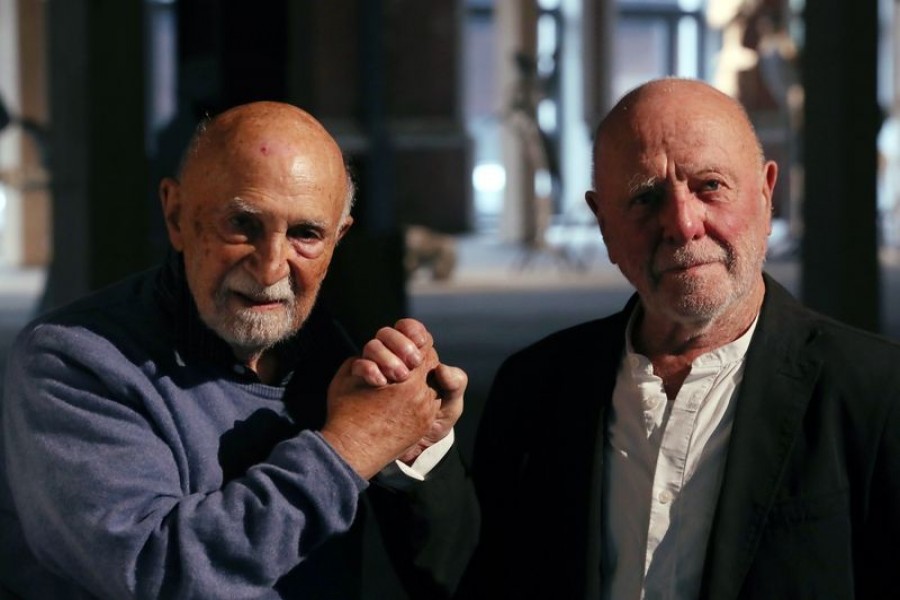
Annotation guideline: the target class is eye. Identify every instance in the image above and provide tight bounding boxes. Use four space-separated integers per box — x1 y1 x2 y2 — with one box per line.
287 225 324 242
229 214 253 229
287 224 328 258
223 213 262 241
700 179 722 192
629 187 662 208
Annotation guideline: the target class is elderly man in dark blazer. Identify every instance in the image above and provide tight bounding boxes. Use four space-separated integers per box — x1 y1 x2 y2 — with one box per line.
462 78 900 599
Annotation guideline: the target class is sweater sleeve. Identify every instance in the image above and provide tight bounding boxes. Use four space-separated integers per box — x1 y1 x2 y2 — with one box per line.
2 323 367 600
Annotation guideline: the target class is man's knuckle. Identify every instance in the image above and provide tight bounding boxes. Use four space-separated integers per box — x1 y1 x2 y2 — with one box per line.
362 339 381 355
375 326 395 339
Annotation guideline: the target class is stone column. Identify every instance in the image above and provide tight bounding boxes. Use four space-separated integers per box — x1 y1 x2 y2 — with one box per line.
16 0 50 268
41 0 148 310
581 0 615 128
802 0 881 332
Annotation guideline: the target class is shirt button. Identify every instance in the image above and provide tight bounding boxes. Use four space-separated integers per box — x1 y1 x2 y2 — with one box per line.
658 490 674 504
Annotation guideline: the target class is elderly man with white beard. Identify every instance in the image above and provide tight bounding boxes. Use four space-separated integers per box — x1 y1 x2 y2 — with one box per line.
0 102 477 599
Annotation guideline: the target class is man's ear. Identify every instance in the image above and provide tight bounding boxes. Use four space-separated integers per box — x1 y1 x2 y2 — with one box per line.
585 190 599 215
159 177 185 251
586 189 617 264
336 215 354 243
761 160 779 235
585 190 607 235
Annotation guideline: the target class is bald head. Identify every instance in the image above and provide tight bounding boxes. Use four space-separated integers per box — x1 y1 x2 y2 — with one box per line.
592 78 764 188
179 102 355 217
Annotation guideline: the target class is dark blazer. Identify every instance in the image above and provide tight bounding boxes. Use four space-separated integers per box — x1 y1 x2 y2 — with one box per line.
461 275 900 599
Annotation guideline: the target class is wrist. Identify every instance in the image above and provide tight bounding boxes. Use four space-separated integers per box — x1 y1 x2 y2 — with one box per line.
319 427 385 480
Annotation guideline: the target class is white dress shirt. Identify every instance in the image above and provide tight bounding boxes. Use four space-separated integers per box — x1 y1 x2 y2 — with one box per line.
602 311 758 600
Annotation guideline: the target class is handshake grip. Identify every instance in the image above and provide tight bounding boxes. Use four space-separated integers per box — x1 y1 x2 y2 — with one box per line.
321 350 444 480
319 319 467 480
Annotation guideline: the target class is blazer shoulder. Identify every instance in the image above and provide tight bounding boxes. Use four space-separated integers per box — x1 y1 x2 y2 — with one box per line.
758 278 900 397
762 274 900 360
499 310 629 378
807 314 900 380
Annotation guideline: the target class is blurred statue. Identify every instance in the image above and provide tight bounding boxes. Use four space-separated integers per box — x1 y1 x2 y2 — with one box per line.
503 51 574 270
707 0 801 118
404 225 457 281
707 0 802 256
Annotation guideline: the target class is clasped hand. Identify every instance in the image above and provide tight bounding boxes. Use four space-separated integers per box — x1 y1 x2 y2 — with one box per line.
320 319 467 480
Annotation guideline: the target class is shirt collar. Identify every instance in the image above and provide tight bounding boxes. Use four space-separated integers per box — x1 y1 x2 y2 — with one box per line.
623 303 760 371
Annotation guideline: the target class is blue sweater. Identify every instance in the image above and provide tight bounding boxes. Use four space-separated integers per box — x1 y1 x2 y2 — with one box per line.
0 257 477 599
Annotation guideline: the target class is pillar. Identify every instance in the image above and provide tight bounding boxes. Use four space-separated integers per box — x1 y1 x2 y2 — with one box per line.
802 0 881 331
16 0 50 268
41 0 148 310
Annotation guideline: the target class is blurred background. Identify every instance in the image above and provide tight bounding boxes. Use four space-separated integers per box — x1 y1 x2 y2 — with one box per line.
1 0 899 472
2 1 900 596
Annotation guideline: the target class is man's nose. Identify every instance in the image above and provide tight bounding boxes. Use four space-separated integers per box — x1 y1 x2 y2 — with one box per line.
659 187 705 244
248 234 290 286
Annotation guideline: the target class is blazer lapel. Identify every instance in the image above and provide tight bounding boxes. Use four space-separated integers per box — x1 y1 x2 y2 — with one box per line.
528 301 632 599
581 312 630 599
701 276 824 599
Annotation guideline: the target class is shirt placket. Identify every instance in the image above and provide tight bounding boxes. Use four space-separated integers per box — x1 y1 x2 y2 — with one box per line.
643 369 715 585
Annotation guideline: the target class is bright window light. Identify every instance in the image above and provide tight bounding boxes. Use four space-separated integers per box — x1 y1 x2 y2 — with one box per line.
0 184 7 230
472 163 506 193
678 0 703 11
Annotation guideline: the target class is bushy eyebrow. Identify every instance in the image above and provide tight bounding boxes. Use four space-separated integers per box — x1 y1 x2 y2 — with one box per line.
623 162 736 196
226 197 262 215
288 219 329 232
626 175 661 196
223 197 332 233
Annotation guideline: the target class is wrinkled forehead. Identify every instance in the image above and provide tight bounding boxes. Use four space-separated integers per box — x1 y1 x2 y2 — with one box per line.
600 109 729 158
183 114 344 189
209 112 342 169
176 122 348 227
593 87 760 180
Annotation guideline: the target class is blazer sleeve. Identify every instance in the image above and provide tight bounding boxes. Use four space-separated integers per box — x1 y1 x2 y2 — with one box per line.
454 354 537 599
368 442 480 599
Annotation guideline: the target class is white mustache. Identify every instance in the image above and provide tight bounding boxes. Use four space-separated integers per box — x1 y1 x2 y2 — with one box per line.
223 272 294 304
654 244 729 274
